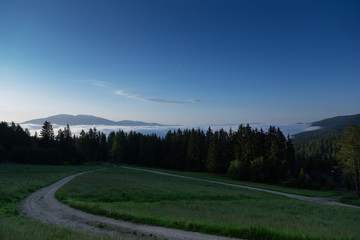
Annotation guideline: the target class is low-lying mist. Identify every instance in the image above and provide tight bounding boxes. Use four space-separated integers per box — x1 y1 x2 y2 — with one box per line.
20 123 320 138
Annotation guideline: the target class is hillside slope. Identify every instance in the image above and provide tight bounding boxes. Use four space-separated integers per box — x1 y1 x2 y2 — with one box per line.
311 113 360 129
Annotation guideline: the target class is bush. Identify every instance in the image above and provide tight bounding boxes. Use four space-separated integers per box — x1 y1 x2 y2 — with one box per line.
227 158 249 180
280 169 321 189
250 157 269 182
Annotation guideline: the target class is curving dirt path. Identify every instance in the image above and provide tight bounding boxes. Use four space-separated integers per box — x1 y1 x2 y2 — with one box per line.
20 169 240 240
122 166 360 209
20 166 359 240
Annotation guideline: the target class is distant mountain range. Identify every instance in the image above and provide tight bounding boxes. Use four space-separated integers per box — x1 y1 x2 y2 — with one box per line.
22 114 166 126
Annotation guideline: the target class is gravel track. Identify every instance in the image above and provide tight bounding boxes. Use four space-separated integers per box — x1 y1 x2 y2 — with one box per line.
20 166 359 240
20 169 240 240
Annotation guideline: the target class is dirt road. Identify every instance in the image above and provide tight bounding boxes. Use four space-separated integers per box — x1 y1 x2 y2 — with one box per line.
20 166 359 240
20 170 239 240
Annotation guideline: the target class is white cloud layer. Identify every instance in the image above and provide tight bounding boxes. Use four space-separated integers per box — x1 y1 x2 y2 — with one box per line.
20 123 320 138
115 90 200 104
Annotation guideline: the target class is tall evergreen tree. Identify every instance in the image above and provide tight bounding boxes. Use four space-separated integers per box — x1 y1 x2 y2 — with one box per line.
40 121 54 148
338 123 360 196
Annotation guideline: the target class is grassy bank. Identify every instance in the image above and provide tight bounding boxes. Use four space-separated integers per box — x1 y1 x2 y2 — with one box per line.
57 167 360 240
0 163 118 240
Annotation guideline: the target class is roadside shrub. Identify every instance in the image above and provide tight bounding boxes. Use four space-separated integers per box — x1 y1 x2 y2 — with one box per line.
227 158 249 180
281 169 321 189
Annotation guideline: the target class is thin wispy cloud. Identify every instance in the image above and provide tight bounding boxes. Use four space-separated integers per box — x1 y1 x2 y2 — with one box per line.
80 79 109 88
115 90 200 104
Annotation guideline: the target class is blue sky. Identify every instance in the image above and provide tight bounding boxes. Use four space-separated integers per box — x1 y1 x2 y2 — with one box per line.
1 0 359 125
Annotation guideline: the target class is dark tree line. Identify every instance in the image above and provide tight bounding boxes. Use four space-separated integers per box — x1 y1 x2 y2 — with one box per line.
7 120 360 189
294 129 341 169
102 124 296 184
0 121 295 183
338 124 360 195
293 129 342 187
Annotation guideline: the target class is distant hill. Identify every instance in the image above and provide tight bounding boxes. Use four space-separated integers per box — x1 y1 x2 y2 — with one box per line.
22 114 165 126
311 113 360 130
292 114 360 163
294 113 360 141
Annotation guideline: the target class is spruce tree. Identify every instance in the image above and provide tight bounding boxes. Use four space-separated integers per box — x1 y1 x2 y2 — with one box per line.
40 121 54 148
338 123 360 196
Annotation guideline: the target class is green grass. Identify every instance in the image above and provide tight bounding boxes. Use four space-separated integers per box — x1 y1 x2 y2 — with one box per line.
0 163 121 240
125 165 360 206
123 165 340 198
57 167 360 240
0 216 117 240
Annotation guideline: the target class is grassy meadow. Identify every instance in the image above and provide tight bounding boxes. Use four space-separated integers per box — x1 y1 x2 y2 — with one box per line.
122 165 340 198
121 165 360 206
0 163 121 240
57 167 360 240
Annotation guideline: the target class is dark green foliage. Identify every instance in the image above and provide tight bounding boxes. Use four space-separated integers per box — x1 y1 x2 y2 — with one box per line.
2 116 356 192
0 144 7 162
56 124 83 164
108 125 294 183
0 119 297 183
0 122 32 150
338 123 360 196
228 125 294 183
10 147 60 164
138 134 162 166
293 123 360 191
293 129 341 178
312 113 360 129
0 121 88 165
281 168 319 189
39 121 54 148
77 128 107 162
250 157 269 182
293 129 341 160
3 118 350 189
227 157 248 180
